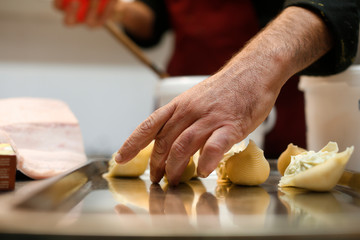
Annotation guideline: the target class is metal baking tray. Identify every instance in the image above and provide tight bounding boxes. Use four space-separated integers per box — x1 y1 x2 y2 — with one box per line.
8 159 360 239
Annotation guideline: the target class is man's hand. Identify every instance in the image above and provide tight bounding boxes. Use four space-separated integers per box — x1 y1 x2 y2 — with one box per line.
116 68 279 185
54 0 154 38
54 0 118 27
115 6 333 186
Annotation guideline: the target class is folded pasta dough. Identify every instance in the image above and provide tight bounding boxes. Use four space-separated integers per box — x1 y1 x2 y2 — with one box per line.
279 142 354 192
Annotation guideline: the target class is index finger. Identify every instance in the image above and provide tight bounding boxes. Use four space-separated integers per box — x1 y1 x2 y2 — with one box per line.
115 104 175 164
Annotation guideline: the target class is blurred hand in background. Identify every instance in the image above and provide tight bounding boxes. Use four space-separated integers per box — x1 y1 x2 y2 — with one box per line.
53 0 154 39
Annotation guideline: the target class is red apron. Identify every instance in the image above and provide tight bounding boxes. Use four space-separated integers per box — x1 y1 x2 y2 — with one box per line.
164 0 259 76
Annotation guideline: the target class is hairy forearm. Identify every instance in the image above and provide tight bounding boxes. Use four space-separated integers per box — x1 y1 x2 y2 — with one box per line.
218 6 333 92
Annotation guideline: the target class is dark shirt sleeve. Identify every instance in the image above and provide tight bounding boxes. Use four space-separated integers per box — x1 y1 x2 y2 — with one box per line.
124 0 169 48
252 0 284 28
284 0 360 76
126 0 359 76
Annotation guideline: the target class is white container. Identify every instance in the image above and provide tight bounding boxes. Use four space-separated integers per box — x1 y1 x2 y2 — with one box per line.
299 65 360 172
155 76 276 149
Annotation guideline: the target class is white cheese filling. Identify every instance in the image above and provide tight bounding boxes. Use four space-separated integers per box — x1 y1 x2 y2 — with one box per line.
284 150 336 176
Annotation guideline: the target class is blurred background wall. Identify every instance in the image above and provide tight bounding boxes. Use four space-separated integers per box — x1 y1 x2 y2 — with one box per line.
1 0 359 157
0 0 173 156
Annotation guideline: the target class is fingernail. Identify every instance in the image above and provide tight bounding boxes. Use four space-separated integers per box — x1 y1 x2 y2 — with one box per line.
114 153 122 163
197 169 209 178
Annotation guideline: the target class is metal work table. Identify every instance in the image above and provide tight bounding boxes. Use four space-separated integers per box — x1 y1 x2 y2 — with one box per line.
0 159 360 239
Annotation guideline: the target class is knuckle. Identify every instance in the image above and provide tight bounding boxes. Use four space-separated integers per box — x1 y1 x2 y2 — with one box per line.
204 141 224 156
138 115 156 136
183 128 196 142
231 123 245 137
153 137 168 155
170 130 195 159
233 121 248 140
171 141 188 159
174 106 189 119
225 119 247 140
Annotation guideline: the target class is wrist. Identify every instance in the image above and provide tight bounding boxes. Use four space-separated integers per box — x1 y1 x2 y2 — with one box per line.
217 6 333 93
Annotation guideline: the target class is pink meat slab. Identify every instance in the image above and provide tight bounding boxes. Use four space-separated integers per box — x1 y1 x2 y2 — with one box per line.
0 98 87 179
